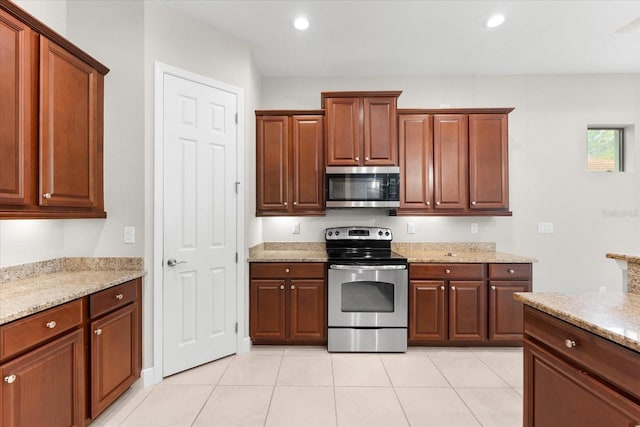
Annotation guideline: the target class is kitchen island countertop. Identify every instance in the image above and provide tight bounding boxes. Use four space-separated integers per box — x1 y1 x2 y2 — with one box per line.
515 291 640 353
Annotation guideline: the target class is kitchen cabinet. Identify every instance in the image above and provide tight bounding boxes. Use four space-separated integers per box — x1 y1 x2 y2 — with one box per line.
322 91 401 166
409 263 486 343
0 3 109 219
523 306 640 426
256 111 325 216
398 108 513 216
250 263 326 344
488 263 532 342
0 299 86 427
89 278 142 419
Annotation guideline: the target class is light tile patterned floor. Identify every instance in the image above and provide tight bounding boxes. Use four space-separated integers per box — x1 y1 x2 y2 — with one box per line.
91 346 524 427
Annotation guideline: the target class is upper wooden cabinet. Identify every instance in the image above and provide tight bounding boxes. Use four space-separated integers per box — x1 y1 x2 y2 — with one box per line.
398 108 513 216
322 91 401 166
256 111 325 216
0 3 108 219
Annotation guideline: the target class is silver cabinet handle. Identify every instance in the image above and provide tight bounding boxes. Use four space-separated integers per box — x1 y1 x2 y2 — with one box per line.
445 269 451 274
46 321 57 329
43 193 52 199
284 201 288 206
451 286 456 290
4 375 16 384
565 339 576 348
285 268 290 273
280 284 284 290
167 258 187 267
291 285 295 290
426 201 430 206
330 264 407 271
355 157 359 161
116 294 124 300
471 201 476 205
365 157 369 160
94 329 103 335
293 201 297 205
436 201 441 205
508 269 515 274
491 285 496 290
440 286 445 290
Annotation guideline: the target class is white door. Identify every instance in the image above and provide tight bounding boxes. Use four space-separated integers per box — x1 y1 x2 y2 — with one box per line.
162 72 238 377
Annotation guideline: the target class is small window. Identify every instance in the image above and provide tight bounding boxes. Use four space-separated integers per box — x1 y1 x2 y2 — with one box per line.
587 128 624 172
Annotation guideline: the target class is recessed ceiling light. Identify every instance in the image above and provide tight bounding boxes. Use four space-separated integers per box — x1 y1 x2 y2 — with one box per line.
293 16 309 31
486 14 505 28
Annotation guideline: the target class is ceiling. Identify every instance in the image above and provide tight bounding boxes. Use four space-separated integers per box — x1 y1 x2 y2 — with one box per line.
160 1 640 77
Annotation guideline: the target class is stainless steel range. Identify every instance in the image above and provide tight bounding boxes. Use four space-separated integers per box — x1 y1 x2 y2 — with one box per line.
325 226 408 352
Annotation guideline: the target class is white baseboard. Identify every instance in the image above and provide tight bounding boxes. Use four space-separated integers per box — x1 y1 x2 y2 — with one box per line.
238 337 251 354
141 367 157 387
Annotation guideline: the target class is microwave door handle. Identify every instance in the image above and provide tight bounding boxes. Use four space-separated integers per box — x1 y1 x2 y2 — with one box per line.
330 264 407 271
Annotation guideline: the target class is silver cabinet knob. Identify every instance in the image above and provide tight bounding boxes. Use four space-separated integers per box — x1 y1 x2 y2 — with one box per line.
451 286 456 290
508 269 515 274
564 339 576 348
436 201 441 205
291 285 295 290
440 286 445 290
280 284 285 290
167 258 187 267
445 269 451 274
471 201 476 205
355 157 359 161
94 329 103 335
43 193 51 199
491 285 496 290
284 201 288 206
116 294 124 300
365 157 369 160
285 268 290 273
426 201 430 206
293 201 297 205
4 375 16 384
46 321 57 329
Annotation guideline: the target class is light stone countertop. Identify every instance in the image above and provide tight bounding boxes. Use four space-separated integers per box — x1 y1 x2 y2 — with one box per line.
514 292 640 353
606 253 640 264
0 258 145 326
248 241 537 264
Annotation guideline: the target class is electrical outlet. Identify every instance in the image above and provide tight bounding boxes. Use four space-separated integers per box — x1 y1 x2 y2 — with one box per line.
538 222 554 233
407 222 416 234
292 222 300 234
123 226 135 244
471 223 479 234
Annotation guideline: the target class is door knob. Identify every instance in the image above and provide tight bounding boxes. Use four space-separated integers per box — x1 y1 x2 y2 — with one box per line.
167 258 187 267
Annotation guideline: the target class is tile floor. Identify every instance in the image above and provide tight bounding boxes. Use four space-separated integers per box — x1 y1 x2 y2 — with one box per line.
91 346 524 427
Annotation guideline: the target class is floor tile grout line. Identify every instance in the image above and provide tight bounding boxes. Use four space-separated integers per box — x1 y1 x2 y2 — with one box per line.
263 353 284 427
380 356 412 427
188 385 216 427
330 355 339 427
116 384 157 427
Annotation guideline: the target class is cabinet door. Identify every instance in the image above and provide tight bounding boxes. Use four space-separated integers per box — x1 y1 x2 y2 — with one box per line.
399 114 433 211
256 115 289 213
325 97 361 166
363 97 397 165
289 279 326 341
90 303 140 419
291 116 324 213
250 280 286 341
0 10 37 206
433 114 468 210
40 37 103 209
448 280 486 341
488 280 530 341
469 114 508 210
0 329 84 427
524 340 640 427
408 280 447 341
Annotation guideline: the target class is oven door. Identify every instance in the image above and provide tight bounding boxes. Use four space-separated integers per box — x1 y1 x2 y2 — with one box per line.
328 264 407 328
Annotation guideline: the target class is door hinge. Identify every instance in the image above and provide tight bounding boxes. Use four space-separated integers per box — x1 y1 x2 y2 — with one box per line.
235 181 240 194
235 322 238 333
235 252 238 263
235 113 238 124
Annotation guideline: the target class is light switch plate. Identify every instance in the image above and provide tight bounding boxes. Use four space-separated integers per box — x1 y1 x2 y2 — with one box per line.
292 222 300 234
407 222 416 234
538 222 554 233
471 223 479 234
124 226 135 244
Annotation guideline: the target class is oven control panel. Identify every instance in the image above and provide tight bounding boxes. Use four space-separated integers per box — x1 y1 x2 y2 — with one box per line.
325 226 392 241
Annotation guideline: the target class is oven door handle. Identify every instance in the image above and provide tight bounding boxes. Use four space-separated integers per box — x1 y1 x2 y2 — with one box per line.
329 264 407 271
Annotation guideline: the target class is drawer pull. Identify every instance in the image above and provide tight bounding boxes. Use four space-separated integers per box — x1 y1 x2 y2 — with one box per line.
43 192 52 199
4 375 16 384
491 285 496 290
564 339 577 348
445 269 451 274
46 321 57 329
285 268 290 273
508 269 515 274
291 285 295 290
94 329 103 335
116 294 124 300
280 285 284 290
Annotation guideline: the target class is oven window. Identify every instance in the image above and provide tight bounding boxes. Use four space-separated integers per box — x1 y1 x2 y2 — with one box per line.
341 281 394 313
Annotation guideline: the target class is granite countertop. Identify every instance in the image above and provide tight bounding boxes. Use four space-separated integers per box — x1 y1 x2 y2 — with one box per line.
606 253 640 263
248 241 537 264
0 258 145 326
514 292 640 353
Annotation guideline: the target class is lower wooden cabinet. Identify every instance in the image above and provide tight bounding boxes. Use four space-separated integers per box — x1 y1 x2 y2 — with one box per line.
0 301 86 427
409 262 531 345
89 278 141 419
250 263 326 344
523 307 640 426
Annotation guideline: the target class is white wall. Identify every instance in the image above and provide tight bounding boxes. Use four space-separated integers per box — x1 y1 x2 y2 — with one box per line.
260 75 640 294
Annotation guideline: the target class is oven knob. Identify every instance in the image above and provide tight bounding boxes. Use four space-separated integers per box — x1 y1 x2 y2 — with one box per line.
335 231 340 235
328 231 333 236
378 231 383 236
385 231 390 236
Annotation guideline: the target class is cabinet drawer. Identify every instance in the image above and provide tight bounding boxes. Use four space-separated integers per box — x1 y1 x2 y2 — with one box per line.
250 263 326 279
90 280 138 319
0 298 84 359
524 306 640 401
410 263 485 280
489 263 531 280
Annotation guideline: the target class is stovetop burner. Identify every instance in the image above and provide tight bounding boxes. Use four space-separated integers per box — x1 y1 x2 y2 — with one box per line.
325 226 407 265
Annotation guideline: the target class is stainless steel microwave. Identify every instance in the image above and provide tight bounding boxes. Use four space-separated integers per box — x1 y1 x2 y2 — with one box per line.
325 166 400 208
